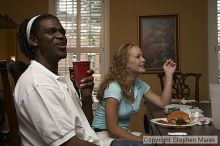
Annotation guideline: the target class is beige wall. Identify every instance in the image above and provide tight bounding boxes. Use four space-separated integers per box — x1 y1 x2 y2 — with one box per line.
0 0 48 23
0 0 48 62
0 0 209 133
110 0 208 132
0 29 16 60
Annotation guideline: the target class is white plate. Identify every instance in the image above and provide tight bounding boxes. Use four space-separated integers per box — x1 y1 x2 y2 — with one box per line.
164 104 204 115
150 118 197 128
171 99 197 104
165 104 192 110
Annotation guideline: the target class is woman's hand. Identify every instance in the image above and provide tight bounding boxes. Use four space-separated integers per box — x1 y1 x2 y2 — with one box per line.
161 59 176 107
163 59 176 76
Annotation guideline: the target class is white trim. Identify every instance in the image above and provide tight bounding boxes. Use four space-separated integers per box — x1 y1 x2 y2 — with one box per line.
103 0 110 75
48 0 56 14
208 0 218 84
77 0 81 61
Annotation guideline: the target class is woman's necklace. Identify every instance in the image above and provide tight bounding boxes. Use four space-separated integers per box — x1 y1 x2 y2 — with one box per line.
127 79 135 96
128 85 135 102
128 86 134 96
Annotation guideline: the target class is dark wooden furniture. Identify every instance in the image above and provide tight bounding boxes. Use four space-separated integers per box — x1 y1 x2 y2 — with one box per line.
0 91 5 126
0 60 28 146
7 61 28 83
144 101 220 146
157 72 202 101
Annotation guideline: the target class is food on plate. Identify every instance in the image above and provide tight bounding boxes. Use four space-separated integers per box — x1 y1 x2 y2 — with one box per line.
167 111 190 125
156 119 168 124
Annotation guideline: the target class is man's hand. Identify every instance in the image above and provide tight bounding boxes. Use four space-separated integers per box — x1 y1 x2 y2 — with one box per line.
79 70 94 89
80 70 94 97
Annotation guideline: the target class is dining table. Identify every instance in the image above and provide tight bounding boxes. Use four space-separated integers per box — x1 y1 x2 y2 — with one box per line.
144 101 220 146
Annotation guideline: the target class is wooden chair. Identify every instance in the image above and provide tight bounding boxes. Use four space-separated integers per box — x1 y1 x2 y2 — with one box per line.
157 72 202 101
0 60 28 146
144 72 202 133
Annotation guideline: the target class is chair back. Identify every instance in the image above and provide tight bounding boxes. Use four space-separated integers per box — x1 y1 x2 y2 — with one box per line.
157 72 202 101
0 60 28 146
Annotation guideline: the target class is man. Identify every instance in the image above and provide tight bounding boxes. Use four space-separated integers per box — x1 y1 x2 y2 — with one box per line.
15 13 154 146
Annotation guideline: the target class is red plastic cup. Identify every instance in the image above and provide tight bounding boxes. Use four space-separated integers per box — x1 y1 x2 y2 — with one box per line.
73 61 90 87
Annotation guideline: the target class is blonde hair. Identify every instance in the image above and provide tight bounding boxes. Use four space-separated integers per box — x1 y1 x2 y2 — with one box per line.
96 42 136 101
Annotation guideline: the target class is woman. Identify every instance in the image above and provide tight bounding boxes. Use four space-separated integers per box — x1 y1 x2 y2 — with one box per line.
92 42 176 141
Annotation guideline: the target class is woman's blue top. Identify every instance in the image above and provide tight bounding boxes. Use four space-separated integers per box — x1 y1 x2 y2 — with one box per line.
92 79 150 129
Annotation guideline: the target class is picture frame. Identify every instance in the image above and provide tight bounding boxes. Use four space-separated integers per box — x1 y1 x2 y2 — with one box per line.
138 14 179 73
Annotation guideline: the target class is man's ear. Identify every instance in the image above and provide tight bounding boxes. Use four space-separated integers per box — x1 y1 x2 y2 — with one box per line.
29 35 38 47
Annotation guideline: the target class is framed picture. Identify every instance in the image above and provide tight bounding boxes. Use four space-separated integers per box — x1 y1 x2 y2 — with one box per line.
138 14 179 73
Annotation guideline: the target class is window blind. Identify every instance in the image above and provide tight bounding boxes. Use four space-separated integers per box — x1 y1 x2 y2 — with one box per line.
55 0 103 92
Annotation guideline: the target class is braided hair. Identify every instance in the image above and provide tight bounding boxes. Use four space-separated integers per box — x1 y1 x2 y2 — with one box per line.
17 14 59 60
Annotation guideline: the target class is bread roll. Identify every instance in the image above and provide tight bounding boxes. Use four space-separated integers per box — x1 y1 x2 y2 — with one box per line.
167 111 190 125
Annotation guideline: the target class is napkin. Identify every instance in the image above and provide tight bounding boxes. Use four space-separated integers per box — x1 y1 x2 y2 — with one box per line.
188 111 212 125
